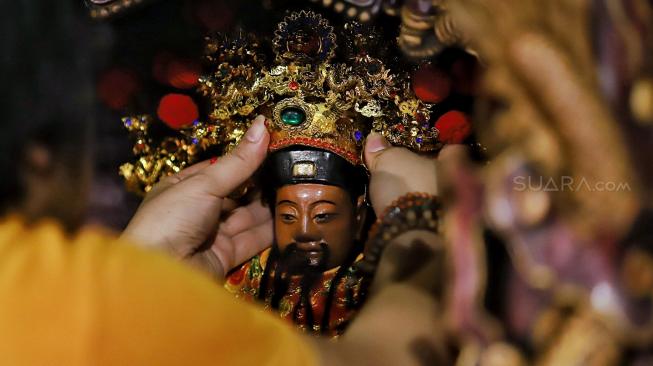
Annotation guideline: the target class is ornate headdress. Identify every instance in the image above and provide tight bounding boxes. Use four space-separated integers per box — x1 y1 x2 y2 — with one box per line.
121 11 444 194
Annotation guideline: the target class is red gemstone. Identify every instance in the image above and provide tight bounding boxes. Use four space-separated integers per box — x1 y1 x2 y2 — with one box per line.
396 124 405 132
288 81 299 90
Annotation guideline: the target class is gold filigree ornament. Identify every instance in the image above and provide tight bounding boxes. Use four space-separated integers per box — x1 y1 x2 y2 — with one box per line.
120 11 450 194
119 115 205 194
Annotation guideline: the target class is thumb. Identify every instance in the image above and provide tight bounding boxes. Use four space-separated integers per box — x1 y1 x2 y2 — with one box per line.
364 132 392 172
188 115 269 197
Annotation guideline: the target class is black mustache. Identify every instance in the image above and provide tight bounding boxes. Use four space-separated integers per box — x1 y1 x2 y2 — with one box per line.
280 242 330 272
285 242 329 252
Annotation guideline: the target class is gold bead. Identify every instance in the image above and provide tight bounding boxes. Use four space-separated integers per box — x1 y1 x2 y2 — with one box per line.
631 77 653 125
406 210 417 223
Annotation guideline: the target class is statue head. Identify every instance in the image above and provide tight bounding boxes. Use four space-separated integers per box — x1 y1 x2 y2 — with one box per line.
261 146 368 273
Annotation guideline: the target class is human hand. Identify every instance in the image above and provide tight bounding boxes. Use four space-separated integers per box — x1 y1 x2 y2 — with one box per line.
319 283 449 366
122 116 273 279
363 132 439 217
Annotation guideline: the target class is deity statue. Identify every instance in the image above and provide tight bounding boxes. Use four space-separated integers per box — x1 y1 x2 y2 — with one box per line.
119 10 460 336
223 145 369 336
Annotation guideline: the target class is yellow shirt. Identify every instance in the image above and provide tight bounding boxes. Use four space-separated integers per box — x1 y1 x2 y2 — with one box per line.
0 217 317 366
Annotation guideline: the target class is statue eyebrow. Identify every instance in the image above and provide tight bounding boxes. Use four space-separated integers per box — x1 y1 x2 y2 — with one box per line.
310 200 337 208
276 200 297 206
276 199 337 207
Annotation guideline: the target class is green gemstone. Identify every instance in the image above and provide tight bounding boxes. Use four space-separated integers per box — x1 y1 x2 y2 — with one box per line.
280 107 306 126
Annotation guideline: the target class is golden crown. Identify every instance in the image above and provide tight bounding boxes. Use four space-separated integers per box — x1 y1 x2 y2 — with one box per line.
120 11 443 194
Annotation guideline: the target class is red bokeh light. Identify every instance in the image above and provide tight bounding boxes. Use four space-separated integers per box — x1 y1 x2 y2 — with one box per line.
412 64 452 103
434 110 472 144
157 93 199 129
96 67 141 110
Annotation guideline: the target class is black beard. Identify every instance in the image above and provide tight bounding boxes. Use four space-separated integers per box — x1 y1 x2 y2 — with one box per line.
278 242 330 275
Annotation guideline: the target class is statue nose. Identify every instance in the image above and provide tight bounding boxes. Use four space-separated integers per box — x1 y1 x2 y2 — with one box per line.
294 217 320 242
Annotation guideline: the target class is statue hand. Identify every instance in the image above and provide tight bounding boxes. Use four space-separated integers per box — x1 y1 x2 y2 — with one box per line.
122 116 272 279
363 132 439 217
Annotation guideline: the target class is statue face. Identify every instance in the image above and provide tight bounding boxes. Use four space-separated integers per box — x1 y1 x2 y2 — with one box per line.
274 183 357 271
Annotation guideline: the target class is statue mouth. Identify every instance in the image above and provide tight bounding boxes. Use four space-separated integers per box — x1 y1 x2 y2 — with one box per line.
294 242 327 266
283 242 329 269
294 242 326 252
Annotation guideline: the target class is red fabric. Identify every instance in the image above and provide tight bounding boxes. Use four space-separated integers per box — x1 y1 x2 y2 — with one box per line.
157 94 199 129
435 110 472 144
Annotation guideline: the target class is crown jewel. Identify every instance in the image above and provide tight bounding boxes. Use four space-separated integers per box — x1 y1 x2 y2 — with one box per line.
121 11 445 194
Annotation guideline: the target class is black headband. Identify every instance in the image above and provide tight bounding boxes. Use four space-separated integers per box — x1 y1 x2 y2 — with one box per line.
263 147 367 196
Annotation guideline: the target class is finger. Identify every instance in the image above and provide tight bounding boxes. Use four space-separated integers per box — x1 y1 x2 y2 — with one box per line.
221 198 238 212
363 132 393 173
179 115 270 198
436 145 474 204
231 220 274 261
146 158 219 198
218 200 272 237
212 219 273 271
145 174 184 199
437 144 468 163
177 159 215 178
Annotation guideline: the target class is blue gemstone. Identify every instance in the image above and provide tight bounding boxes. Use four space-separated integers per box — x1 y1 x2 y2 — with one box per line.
416 137 423 144
193 120 200 126
125 118 132 126
192 138 199 145
354 130 363 141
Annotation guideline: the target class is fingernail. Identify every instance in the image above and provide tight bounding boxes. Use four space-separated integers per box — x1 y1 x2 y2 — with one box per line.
245 115 266 142
366 132 391 153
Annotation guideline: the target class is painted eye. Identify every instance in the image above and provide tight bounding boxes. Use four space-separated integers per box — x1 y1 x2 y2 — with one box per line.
280 107 306 126
314 213 337 223
280 214 296 222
